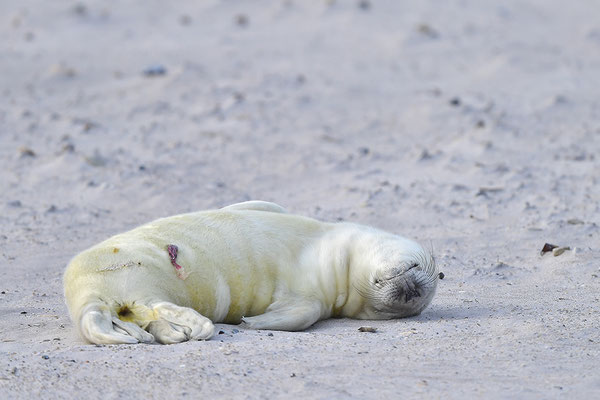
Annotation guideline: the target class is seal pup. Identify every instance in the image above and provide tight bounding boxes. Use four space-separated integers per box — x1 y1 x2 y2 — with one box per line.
64 201 439 344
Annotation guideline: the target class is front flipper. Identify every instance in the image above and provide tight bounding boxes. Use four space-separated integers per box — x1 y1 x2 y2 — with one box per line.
221 200 288 214
240 296 323 331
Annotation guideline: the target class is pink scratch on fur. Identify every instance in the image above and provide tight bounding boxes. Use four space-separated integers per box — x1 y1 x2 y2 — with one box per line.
167 244 189 280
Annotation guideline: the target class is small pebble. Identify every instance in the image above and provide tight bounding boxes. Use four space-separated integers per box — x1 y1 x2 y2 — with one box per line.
572 247 580 254
20 311 27 314
232 328 239 334
476 187 503 197
18 147 36 157
42 355 49 360
72 119 98 132
84 152 107 167
267 332 273 337
62 143 75 153
143 65 167 77
449 97 461 106
438 272 445 280
540 243 558 255
179 15 192 25
235 14 248 27
358 326 377 333
73 3 87 16
357 0 370 10
417 23 439 38
218 330 225 335
419 149 434 160
552 247 570 257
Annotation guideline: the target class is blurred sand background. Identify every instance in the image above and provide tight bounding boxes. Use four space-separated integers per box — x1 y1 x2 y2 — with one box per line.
1 0 599 398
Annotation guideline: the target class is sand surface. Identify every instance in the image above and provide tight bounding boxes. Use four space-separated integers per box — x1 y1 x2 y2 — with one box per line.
1 0 599 398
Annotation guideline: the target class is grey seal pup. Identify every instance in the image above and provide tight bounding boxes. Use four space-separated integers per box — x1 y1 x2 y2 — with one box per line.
64 201 439 344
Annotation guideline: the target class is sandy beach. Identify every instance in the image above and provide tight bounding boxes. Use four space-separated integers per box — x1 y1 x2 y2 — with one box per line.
1 0 599 398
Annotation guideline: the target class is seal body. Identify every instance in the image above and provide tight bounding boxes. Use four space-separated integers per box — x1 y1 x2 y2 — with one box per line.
64 201 439 344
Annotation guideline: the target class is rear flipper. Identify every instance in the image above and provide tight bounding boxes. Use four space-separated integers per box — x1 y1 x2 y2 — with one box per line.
79 301 214 345
240 296 323 331
147 301 215 344
221 200 288 214
80 302 154 344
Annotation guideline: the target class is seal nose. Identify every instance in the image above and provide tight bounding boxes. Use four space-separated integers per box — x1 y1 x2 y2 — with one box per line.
404 286 421 302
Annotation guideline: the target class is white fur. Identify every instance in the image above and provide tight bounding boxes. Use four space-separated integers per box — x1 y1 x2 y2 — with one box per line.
64 201 438 344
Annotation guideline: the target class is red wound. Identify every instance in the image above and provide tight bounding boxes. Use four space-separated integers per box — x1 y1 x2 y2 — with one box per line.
167 244 183 270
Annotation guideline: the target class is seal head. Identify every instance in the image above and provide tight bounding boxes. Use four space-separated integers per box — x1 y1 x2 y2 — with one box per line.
350 234 438 320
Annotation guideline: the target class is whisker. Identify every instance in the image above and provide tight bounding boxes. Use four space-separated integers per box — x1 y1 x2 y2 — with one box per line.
352 281 388 302
352 281 375 300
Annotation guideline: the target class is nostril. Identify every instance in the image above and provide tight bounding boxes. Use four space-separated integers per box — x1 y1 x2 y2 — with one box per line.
404 287 421 302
